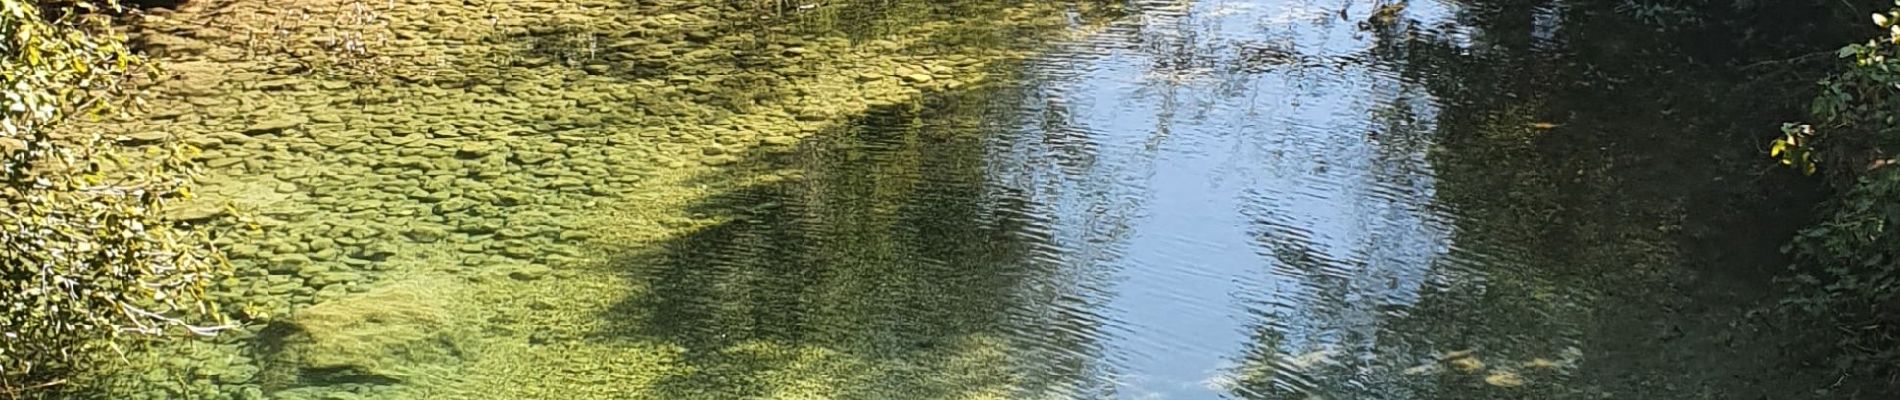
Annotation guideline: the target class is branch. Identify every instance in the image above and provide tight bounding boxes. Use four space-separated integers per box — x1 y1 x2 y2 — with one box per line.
117 303 238 336
0 378 67 397
1738 50 1838 71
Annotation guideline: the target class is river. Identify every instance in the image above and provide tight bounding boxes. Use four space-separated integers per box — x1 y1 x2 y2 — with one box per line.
91 0 1830 399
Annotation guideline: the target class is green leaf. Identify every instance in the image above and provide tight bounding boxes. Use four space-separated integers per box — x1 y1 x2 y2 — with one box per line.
1841 44 1865 58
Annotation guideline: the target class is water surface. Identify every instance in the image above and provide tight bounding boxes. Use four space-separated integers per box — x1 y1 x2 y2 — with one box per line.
98 0 1826 398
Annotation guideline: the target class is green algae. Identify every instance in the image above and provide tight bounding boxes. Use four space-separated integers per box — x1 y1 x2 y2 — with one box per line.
75 0 1124 399
256 277 463 392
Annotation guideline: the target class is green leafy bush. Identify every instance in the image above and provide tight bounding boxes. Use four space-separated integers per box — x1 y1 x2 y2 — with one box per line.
1781 170 1900 368
1778 5 1900 180
1777 1 1900 383
1 0 227 396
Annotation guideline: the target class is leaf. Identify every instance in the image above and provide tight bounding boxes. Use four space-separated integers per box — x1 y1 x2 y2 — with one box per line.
1842 44 1865 58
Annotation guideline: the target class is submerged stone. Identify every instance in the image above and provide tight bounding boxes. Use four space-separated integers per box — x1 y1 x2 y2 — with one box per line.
455 142 496 158
205 157 244 168
556 230 594 241
120 131 171 144
245 116 309 135
167 201 228 223
513 151 554 165
184 136 224 149
257 278 460 392
404 225 449 243
760 136 797 146
1484 371 1525 388
701 155 738 166
308 237 337 252
1522 358 1564 370
527 298 556 310
1449 356 1485 373
508 264 550 281
497 242 538 259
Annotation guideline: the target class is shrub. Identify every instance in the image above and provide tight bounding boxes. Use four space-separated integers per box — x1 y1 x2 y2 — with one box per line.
0 0 228 396
1775 1 1900 385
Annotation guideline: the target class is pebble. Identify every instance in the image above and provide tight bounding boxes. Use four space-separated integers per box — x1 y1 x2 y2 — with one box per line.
508 265 551 281
121 131 171 144
456 143 495 158
1450 356 1485 373
1484 371 1525 388
167 201 227 223
184 137 224 149
702 155 738 166
405 225 449 243
205 157 244 168
242 116 307 135
268 254 312 274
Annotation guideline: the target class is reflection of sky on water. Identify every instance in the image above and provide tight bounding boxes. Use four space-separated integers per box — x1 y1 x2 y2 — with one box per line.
984 0 1472 397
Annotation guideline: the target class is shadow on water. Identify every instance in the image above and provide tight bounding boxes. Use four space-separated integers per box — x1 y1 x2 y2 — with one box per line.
459 2 1136 398
1212 0 1847 397
588 66 1122 399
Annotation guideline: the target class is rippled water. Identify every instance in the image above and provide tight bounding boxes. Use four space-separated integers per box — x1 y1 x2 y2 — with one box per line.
619 0 1811 397
94 0 1827 398
633 0 1827 397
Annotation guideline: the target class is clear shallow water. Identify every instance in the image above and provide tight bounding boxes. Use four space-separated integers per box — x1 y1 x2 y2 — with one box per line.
96 0 1824 398
624 0 1807 397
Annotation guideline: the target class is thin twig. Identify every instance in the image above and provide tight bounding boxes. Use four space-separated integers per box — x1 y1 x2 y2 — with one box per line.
1738 50 1838 71
0 379 67 396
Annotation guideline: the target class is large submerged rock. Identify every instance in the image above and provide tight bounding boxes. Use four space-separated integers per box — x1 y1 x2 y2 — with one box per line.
257 278 463 393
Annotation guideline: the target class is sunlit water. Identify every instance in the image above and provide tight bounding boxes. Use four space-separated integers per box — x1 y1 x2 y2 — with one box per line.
627 0 1796 398
93 0 1822 399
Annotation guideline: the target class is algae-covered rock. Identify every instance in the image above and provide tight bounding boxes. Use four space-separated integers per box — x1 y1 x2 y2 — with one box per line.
167 200 228 223
507 264 550 281
759 135 797 146
404 225 449 243
258 278 462 392
496 241 539 259
184 136 224 149
701 154 738 166
455 142 496 158
434 197 480 215
119 131 172 145
245 115 308 135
